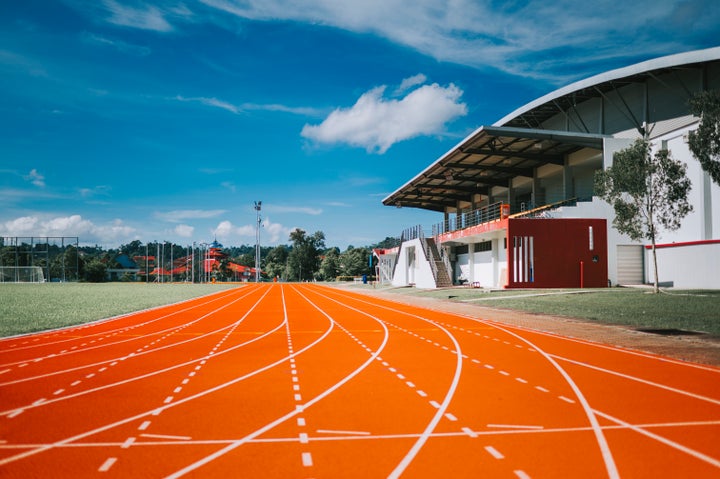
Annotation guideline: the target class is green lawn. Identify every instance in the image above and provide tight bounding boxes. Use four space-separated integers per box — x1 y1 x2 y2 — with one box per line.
382 286 720 336
0 283 239 337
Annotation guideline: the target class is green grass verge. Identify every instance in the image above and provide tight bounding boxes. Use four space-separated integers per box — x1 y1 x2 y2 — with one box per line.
0 283 239 337
382 287 720 336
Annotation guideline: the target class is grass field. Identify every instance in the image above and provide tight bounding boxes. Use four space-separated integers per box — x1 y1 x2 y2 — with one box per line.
0 283 239 337
382 286 720 336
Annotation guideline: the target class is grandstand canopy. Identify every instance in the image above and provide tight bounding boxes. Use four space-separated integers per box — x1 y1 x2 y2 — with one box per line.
382 126 607 212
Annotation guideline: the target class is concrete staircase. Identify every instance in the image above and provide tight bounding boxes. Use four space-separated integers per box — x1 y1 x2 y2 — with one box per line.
423 237 453 287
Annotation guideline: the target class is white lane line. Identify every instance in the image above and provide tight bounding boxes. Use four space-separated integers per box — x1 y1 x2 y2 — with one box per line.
121 437 135 449
0 288 261 388
481 322 620 479
429 400 441 409
514 470 531 479
593 409 720 468
298 433 309 444
487 424 544 430
301 452 313 467
485 446 504 459
316 429 371 436
98 457 117 472
553 355 720 406
0 369 11 375
461 427 478 438
297 418 306 427
406 381 416 388
138 421 151 431
559 396 576 404
416 390 428 397
140 433 192 441
444 413 458 422
162 285 389 479
535 386 550 393
164 396 174 404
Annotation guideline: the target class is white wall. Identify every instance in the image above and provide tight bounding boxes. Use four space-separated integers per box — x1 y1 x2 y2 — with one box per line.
647 242 720 289
391 238 437 289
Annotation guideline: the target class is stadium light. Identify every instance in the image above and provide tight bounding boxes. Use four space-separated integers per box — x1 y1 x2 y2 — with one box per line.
254 201 262 282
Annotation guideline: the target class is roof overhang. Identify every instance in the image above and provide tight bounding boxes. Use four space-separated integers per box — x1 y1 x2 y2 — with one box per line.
383 126 607 212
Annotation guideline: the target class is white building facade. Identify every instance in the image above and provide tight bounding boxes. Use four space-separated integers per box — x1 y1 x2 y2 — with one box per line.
383 48 720 289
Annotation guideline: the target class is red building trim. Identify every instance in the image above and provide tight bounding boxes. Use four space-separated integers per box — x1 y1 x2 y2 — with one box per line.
644 239 720 249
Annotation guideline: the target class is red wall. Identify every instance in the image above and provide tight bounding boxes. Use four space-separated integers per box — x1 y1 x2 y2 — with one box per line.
506 218 608 288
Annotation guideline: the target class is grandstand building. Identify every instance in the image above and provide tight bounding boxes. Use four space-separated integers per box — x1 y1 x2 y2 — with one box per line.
383 48 720 289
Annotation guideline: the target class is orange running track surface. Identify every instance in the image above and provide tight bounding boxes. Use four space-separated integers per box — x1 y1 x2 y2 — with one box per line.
1 283 718 478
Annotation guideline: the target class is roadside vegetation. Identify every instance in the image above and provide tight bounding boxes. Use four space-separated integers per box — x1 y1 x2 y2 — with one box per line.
0 283 237 337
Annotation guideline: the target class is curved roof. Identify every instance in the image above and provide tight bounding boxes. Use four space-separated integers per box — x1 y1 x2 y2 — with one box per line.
495 47 720 130
383 47 720 212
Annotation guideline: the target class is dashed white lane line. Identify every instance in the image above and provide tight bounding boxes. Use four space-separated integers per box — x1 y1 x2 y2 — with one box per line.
461 427 478 438
98 457 117 472
485 445 505 459
514 470 531 479
138 421 151 431
559 395 576 404
416 390 428 397
301 452 313 467
535 386 550 393
121 437 135 449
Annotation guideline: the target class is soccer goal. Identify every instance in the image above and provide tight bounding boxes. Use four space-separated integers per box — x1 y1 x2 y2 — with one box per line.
0 266 46 283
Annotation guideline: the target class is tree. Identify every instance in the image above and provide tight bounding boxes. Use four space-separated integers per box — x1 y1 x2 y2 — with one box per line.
688 89 720 186
84 259 107 283
339 246 372 277
263 245 289 280
595 138 693 292
287 229 325 281
318 247 340 280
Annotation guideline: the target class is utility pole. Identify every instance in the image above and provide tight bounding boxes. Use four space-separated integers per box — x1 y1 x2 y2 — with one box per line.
254 201 262 282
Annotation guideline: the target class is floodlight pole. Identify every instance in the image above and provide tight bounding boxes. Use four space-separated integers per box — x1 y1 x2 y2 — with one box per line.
254 201 262 282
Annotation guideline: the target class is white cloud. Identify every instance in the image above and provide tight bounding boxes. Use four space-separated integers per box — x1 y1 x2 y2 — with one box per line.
102 0 174 32
81 32 151 56
0 215 136 245
212 217 291 244
301 80 467 153
266 205 323 215
25 169 45 187
172 95 321 117
197 0 719 83
394 74 427 95
155 209 227 222
174 224 194 237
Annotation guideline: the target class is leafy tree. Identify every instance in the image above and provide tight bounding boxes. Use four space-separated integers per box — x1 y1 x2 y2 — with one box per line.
372 236 400 249
319 247 340 280
595 138 693 292
339 246 372 277
287 229 325 281
263 245 289 280
84 259 107 283
688 89 720 186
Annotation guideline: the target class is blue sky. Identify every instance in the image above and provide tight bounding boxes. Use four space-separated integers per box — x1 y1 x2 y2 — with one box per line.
1 0 718 249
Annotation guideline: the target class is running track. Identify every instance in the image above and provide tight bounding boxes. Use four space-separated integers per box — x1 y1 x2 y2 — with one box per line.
1 284 719 478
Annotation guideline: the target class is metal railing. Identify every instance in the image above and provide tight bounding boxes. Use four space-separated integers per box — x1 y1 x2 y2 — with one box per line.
431 202 507 237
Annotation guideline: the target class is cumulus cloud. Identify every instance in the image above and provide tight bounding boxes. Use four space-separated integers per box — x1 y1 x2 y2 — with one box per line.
0 215 136 245
212 217 291 244
174 224 195 237
301 78 467 153
25 169 45 187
